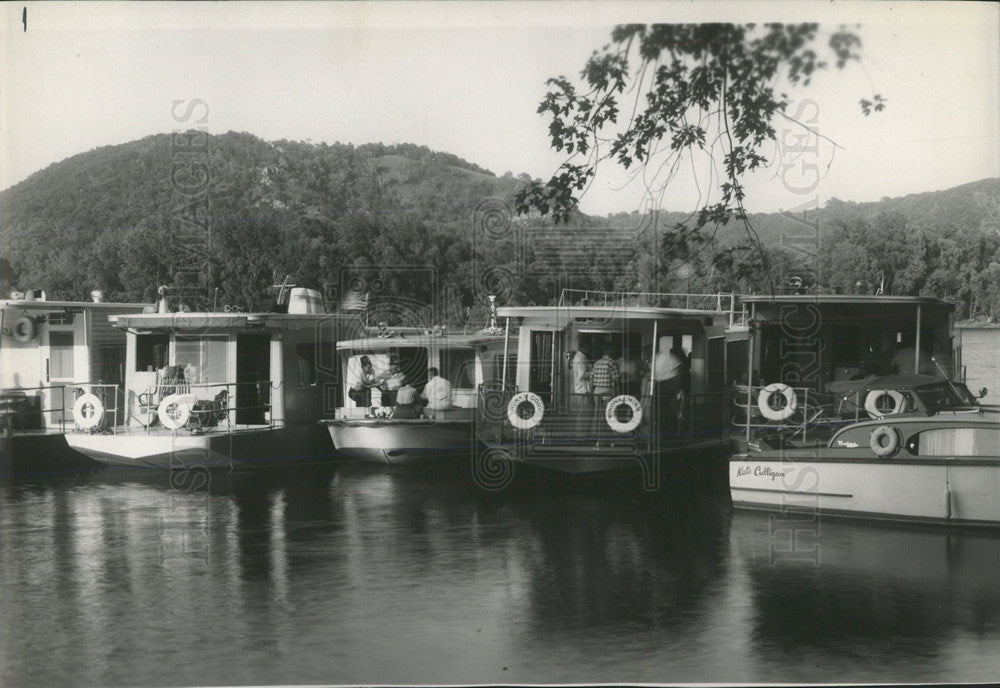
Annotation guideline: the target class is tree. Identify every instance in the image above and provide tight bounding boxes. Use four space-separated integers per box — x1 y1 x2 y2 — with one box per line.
517 23 885 289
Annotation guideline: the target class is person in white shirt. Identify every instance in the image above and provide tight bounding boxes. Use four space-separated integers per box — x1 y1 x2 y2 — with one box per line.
652 337 685 439
421 367 452 411
571 347 593 435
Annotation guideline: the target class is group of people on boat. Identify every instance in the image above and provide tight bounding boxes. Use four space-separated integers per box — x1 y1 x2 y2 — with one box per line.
348 355 453 420
570 336 691 439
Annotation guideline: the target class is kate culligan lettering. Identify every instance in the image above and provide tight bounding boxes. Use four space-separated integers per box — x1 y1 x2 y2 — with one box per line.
736 465 786 481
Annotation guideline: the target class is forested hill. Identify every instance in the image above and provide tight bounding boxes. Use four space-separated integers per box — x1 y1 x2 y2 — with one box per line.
1 130 998 321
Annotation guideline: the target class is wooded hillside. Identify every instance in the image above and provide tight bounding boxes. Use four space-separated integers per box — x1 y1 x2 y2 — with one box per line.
1 131 997 322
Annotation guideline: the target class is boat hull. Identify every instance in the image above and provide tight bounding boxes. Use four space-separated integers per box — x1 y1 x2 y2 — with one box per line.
65 424 335 470
489 437 732 490
730 452 1000 527
325 419 478 465
1 431 104 480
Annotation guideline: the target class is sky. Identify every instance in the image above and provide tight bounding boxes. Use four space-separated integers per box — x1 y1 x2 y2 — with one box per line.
1 1 998 218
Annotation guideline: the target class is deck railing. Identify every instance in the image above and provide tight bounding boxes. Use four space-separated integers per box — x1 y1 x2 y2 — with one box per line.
557 289 738 326
131 380 277 435
1 383 122 434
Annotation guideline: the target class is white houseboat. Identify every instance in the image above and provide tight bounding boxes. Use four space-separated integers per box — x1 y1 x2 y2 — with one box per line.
65 286 362 470
728 294 999 526
477 290 741 488
322 310 506 465
1 290 150 478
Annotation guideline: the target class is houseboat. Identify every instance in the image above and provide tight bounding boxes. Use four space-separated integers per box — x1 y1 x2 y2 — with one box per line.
476 290 741 488
1 289 150 478
728 294 1000 526
65 285 362 470
322 304 506 464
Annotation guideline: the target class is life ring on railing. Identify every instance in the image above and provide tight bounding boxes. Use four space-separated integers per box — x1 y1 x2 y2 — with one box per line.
158 394 192 430
870 425 900 457
12 316 37 343
757 383 797 421
864 389 905 419
72 393 105 430
506 392 545 430
605 395 643 433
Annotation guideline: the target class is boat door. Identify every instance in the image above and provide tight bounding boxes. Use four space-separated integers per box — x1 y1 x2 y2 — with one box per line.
528 330 559 408
236 334 271 424
43 327 76 427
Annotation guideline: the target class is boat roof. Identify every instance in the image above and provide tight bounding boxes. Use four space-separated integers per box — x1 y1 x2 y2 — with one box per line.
496 305 726 325
109 311 361 332
337 331 505 351
1 299 150 311
740 294 953 308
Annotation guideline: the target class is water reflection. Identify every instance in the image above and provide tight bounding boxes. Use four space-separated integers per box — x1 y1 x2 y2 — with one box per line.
1 465 998 685
730 510 1000 682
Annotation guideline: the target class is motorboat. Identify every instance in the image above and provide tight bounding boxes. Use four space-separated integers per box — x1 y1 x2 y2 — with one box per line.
727 294 999 526
322 300 506 464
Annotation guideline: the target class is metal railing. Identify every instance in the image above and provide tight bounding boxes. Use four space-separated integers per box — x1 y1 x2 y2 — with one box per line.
731 384 870 445
557 289 737 325
131 379 277 435
1 382 123 434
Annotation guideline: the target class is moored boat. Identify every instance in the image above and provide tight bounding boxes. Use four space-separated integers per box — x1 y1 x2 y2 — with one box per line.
476 290 742 488
65 284 362 470
727 294 999 526
1 289 150 478
321 303 506 465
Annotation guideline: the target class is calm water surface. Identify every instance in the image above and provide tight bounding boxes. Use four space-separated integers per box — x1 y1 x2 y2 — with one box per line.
2 460 998 686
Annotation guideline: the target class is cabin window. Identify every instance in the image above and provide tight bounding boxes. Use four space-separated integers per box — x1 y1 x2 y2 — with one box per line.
441 348 476 390
175 336 229 384
912 427 1000 457
491 354 517 389
135 334 169 372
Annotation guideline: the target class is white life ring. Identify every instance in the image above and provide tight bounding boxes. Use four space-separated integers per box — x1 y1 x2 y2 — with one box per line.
12 316 37 343
605 395 643 433
158 394 192 430
507 392 545 430
72 393 105 430
757 383 797 421
864 389 905 419
870 425 900 457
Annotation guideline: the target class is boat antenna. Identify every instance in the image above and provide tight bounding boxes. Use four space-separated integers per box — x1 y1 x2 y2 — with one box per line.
272 275 295 305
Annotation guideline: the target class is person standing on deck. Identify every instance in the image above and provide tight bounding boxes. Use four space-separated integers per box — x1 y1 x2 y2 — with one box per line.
653 338 685 440
590 346 620 436
571 346 593 436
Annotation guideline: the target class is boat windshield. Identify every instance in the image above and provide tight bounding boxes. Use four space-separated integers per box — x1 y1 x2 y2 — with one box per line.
913 381 979 410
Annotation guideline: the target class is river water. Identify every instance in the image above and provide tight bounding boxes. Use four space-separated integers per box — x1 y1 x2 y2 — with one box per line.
2 460 998 686
2 329 998 686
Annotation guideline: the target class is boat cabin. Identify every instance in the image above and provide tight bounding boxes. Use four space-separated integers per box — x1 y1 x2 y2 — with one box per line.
729 294 960 446
482 290 738 455
335 327 504 420
0 291 149 433
106 289 362 433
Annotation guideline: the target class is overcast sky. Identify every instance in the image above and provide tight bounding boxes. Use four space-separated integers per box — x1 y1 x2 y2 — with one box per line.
2 1 998 217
